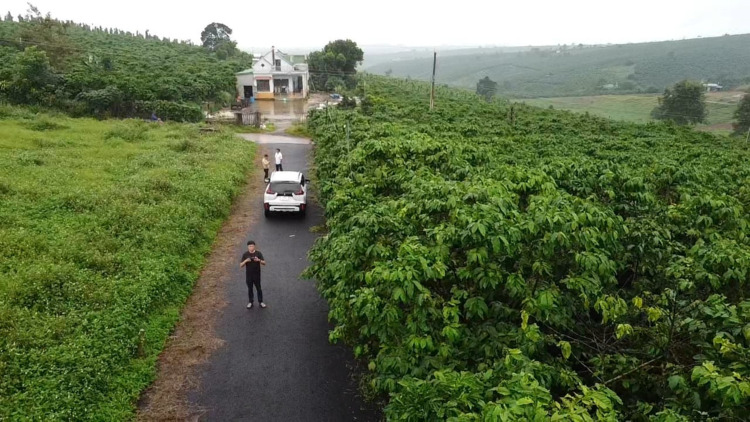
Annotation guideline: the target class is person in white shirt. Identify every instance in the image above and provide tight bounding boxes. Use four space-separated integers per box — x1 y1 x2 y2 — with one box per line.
274 149 283 171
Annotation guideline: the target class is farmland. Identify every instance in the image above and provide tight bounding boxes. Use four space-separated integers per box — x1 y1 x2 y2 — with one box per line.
306 76 750 420
523 90 744 133
364 33 750 98
0 107 255 419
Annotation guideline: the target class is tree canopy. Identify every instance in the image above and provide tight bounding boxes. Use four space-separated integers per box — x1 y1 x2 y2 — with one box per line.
200 22 233 51
651 80 707 125
308 39 364 92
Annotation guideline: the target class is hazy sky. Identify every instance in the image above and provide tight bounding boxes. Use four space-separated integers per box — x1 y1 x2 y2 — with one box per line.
5 0 750 53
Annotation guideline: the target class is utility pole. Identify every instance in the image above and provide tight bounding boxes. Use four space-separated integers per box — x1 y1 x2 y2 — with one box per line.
429 51 437 111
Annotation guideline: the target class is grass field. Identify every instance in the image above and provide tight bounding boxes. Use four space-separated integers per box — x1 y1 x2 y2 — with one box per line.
0 107 255 420
522 90 744 133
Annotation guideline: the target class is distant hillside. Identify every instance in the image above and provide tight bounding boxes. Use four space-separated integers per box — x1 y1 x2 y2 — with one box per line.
365 34 750 98
0 15 251 120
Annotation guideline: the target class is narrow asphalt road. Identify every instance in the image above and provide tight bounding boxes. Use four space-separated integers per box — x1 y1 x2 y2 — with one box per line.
190 136 380 421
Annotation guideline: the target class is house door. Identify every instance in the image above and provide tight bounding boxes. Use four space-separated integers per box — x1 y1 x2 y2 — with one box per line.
243 85 253 98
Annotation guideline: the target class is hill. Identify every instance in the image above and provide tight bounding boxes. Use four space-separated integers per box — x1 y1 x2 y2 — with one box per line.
0 14 251 120
364 34 750 98
0 106 255 419
306 75 750 420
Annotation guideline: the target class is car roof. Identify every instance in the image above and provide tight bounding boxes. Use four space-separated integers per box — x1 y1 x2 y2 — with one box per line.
269 171 302 182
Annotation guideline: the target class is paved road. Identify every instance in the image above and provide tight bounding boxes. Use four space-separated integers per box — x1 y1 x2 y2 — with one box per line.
190 139 380 421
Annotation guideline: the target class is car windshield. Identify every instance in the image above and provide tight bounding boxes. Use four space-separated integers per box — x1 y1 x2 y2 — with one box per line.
270 181 301 194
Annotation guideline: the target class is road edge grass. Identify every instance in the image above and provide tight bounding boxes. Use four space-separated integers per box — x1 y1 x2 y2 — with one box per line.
136 142 262 420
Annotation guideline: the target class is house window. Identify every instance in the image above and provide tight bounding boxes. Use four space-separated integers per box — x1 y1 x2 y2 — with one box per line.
257 80 270 92
275 59 281 71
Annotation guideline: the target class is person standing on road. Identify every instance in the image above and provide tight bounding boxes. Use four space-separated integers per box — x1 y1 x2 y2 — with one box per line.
262 154 270 181
274 148 283 171
240 240 266 309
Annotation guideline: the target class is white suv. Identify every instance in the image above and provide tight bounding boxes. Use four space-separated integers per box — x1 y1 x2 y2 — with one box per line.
264 171 308 217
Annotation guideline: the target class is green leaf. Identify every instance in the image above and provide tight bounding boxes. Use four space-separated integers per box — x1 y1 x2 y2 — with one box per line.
668 375 684 391
616 323 633 339
558 340 571 360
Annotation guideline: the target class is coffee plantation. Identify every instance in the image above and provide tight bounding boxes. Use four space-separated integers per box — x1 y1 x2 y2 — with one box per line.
305 76 750 420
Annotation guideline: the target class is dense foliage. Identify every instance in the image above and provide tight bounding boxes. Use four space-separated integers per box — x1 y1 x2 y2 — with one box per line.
364 34 750 98
309 39 364 91
0 13 251 120
0 107 255 419
651 80 707 125
306 76 750 420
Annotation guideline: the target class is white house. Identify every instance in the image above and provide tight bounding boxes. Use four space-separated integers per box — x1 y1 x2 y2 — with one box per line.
236 47 309 101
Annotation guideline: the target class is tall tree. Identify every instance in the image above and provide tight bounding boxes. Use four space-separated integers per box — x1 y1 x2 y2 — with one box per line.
651 80 707 125
476 76 498 101
308 39 364 92
200 22 235 53
733 94 750 136
4 11 13 21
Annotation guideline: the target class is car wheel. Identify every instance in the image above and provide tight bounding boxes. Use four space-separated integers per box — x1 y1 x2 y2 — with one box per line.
264 209 271 218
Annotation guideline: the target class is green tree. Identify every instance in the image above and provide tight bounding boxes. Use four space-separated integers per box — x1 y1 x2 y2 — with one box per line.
0 46 58 105
733 94 750 136
4 11 12 21
651 80 707 125
200 22 236 56
476 76 498 101
309 39 364 92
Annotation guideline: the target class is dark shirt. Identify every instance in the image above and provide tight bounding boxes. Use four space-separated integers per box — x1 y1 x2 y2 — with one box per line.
241 251 264 279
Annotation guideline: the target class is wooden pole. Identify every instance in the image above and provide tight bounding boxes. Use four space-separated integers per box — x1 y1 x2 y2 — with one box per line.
430 51 436 111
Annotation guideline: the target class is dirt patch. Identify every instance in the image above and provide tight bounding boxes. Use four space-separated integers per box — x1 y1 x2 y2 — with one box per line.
136 145 265 421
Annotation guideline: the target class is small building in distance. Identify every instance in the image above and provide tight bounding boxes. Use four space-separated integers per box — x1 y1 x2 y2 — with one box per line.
235 47 309 101
703 83 723 92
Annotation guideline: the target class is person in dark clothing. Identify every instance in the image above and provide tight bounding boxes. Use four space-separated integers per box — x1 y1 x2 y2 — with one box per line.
240 240 266 308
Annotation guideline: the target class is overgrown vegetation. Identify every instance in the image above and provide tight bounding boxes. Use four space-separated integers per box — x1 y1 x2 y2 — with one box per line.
365 34 750 98
0 8 251 121
306 76 750 420
0 107 255 419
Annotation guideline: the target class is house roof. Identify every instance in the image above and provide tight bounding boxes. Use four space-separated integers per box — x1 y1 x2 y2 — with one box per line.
236 69 254 75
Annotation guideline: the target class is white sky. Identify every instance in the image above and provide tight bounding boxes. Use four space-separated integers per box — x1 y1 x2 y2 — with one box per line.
5 0 750 53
